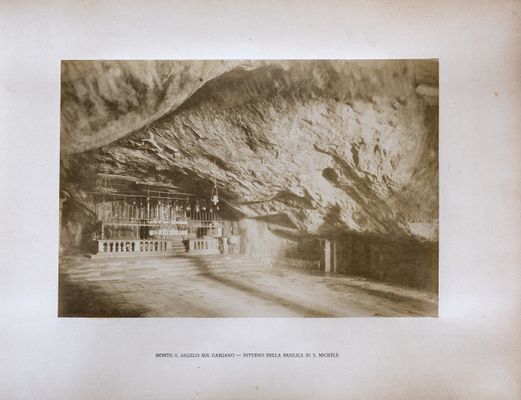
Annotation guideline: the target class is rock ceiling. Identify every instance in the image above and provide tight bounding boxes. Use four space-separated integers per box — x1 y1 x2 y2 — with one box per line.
61 60 438 241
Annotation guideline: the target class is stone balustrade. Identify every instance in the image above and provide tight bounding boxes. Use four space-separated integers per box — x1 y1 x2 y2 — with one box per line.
95 237 231 257
188 238 220 254
96 239 177 255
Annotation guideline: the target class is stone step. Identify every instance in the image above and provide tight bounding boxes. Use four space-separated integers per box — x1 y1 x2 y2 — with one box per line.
141 268 268 278
89 250 188 259
63 256 268 274
64 261 268 275
69 254 254 263
64 262 270 281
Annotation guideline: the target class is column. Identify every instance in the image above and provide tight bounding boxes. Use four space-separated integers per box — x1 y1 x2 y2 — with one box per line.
323 239 331 272
59 197 66 255
332 240 338 273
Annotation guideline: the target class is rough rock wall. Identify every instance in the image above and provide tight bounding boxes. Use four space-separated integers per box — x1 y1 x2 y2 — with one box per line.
238 218 321 261
61 60 256 153
61 60 438 243
238 219 292 259
60 189 99 253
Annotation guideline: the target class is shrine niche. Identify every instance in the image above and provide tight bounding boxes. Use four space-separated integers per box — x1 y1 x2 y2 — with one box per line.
89 173 240 257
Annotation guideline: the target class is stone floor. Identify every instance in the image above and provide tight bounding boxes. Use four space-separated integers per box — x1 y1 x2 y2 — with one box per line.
59 255 438 317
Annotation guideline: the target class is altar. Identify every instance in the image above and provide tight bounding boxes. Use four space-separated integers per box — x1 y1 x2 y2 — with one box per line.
90 173 238 257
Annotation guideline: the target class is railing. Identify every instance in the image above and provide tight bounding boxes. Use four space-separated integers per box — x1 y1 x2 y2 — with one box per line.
99 218 189 226
96 219 225 240
96 239 182 255
188 238 220 254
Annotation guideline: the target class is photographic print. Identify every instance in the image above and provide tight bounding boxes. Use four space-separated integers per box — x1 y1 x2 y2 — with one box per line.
59 60 439 317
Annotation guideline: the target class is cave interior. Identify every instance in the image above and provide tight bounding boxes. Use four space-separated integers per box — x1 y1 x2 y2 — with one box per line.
60 59 438 294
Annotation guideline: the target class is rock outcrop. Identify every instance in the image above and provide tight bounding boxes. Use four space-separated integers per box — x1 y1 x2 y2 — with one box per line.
61 60 438 242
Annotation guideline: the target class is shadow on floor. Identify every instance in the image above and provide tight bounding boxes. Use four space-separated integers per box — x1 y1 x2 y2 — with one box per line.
59 277 150 317
187 256 335 317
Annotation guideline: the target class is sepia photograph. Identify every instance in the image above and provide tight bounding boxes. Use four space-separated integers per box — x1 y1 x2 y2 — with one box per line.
59 59 439 318
3 1 521 399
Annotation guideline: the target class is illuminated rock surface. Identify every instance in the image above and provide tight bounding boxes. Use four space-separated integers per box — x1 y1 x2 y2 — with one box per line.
61 60 438 241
